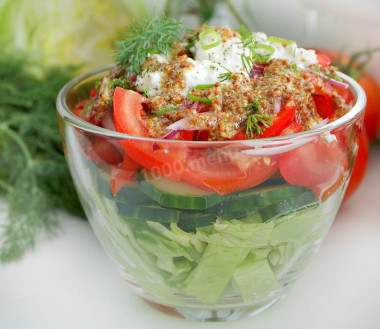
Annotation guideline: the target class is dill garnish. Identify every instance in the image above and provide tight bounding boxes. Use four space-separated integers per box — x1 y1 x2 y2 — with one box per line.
245 99 272 138
114 14 184 76
218 66 233 82
246 114 272 138
0 52 84 262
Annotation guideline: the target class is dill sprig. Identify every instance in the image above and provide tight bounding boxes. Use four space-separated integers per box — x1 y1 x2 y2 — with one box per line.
0 52 84 262
218 66 233 82
246 114 272 138
245 100 272 138
114 14 184 76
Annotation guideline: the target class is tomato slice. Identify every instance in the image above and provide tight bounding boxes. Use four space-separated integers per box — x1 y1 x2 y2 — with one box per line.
86 138 124 166
281 122 303 135
312 94 335 119
113 87 149 137
279 137 345 190
110 153 140 195
259 105 296 138
317 53 331 67
182 148 277 194
114 87 188 180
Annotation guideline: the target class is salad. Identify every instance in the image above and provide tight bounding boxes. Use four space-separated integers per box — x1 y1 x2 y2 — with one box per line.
66 16 359 318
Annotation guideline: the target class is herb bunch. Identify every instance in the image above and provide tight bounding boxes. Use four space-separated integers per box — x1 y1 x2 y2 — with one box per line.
0 52 84 262
114 14 184 76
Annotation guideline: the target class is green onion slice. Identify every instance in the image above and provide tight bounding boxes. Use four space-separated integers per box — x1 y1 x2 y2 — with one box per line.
81 99 95 117
267 36 295 45
187 84 215 103
199 29 222 50
185 39 196 50
152 104 177 116
253 44 275 63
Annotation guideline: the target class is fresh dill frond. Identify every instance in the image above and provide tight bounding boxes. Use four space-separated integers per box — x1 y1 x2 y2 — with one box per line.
218 66 233 82
245 99 262 113
108 76 134 90
114 14 184 76
141 85 150 98
152 104 177 116
245 113 272 139
0 52 84 262
241 54 254 73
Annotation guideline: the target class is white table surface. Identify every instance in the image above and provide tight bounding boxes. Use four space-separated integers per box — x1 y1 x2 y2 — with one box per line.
1 146 380 329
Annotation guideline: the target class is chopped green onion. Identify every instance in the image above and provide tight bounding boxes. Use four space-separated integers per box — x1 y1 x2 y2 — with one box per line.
199 29 221 50
152 104 177 116
81 99 95 117
187 84 215 103
267 36 295 45
185 39 196 50
253 44 274 63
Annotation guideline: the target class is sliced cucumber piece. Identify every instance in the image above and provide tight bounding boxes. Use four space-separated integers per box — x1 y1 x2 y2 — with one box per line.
115 185 153 205
117 202 181 223
259 190 318 222
221 184 308 213
177 212 218 231
139 169 222 210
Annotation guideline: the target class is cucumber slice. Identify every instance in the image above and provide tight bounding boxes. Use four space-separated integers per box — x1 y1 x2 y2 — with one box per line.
221 184 308 213
117 202 181 223
259 190 318 222
139 169 222 210
178 212 218 231
115 185 153 205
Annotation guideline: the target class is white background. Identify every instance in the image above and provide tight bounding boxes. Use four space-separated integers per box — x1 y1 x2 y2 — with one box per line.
1 146 380 329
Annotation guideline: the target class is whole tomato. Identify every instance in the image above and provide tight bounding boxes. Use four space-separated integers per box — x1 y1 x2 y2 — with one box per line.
313 48 380 141
311 48 376 200
343 129 370 201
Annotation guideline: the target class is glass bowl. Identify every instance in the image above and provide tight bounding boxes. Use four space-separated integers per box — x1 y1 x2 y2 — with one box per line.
56 65 365 321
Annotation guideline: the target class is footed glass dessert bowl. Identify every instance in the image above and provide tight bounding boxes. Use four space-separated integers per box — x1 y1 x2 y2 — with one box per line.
56 64 365 321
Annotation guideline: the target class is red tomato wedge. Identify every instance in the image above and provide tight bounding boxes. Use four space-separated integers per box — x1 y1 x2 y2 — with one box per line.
259 105 296 138
113 87 149 137
181 148 278 194
312 94 335 120
113 87 188 180
86 138 123 166
316 53 331 67
110 154 140 195
279 137 345 194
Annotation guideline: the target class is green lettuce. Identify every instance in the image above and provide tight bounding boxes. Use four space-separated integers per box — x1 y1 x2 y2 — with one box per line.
0 0 145 70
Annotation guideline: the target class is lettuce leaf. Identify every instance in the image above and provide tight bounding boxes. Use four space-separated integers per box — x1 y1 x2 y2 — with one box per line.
0 0 145 70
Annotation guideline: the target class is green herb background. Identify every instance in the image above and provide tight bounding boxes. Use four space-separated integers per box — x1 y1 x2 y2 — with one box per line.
0 53 84 262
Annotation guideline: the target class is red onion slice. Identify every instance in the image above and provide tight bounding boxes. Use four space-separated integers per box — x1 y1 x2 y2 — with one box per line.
306 68 349 89
274 97 282 114
161 130 180 140
100 113 116 131
166 114 217 131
